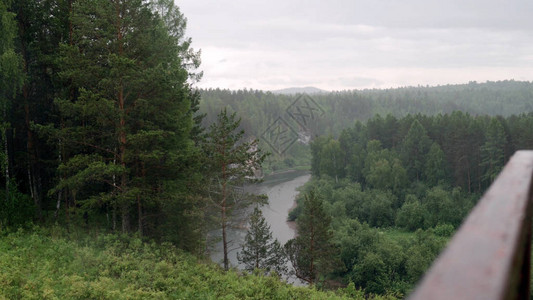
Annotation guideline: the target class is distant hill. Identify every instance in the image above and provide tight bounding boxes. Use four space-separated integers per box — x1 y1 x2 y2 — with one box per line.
199 80 533 172
270 86 328 95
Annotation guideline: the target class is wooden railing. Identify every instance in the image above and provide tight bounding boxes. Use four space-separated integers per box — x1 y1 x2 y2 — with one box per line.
409 150 533 300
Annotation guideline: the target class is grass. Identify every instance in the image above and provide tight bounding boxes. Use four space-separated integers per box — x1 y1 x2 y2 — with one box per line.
0 226 397 300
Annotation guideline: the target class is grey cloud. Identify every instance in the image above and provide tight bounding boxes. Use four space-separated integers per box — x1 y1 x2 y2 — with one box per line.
177 0 533 90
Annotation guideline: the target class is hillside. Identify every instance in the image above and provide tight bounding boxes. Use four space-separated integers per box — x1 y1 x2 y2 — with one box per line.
199 80 533 172
271 86 329 95
0 227 395 300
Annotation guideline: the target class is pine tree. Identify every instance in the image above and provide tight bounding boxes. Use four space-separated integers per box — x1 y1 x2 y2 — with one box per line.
401 119 432 181
284 189 341 285
480 118 506 185
51 0 200 235
0 0 24 223
203 108 268 271
424 142 447 186
237 207 287 275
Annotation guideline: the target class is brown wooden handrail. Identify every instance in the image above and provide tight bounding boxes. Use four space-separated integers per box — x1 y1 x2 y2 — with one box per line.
409 150 533 300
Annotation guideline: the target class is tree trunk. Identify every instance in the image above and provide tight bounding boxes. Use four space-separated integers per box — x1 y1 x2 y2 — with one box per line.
112 155 117 232
222 163 229 270
65 189 70 230
222 188 229 270
55 188 61 219
137 194 143 236
222 205 228 270
55 138 63 219
121 201 129 233
309 213 315 284
112 202 117 231
116 2 129 233
24 79 42 220
3 120 8 203
18 9 42 220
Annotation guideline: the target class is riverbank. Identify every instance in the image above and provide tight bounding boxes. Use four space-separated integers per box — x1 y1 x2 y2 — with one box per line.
209 170 311 278
260 169 310 186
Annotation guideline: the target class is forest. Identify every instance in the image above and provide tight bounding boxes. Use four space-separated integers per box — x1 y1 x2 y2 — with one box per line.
199 81 533 171
287 112 533 295
1 0 533 299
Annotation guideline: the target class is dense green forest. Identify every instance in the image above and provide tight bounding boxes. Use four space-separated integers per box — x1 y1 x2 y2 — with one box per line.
0 0 213 247
286 112 533 295
1 0 533 298
199 82 533 171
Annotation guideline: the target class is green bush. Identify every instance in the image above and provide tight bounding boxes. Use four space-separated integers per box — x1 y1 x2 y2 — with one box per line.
432 224 455 237
0 227 368 299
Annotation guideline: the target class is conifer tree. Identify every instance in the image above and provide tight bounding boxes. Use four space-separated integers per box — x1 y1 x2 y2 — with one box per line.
237 207 287 275
480 119 506 185
424 142 447 186
285 189 341 285
51 0 200 235
203 108 267 271
401 119 431 181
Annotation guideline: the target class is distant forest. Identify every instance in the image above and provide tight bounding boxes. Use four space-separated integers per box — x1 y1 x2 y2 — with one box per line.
199 80 533 171
286 111 532 295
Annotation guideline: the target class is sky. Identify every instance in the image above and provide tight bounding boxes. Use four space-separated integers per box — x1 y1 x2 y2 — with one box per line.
176 0 533 91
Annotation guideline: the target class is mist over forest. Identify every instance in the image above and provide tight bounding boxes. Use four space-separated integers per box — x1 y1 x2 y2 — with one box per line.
1 0 532 299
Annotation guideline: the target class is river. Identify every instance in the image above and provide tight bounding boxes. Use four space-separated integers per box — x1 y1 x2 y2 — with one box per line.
209 170 311 282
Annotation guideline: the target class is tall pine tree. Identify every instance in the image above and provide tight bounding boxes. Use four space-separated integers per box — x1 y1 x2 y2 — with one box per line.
285 189 341 285
203 108 267 271
401 119 431 181
424 142 447 186
480 118 506 185
51 0 200 235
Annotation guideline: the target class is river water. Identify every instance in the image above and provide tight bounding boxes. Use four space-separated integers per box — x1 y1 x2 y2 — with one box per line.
209 170 310 281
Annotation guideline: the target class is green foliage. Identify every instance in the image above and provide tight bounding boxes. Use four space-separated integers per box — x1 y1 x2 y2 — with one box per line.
359 190 396 227
203 108 268 270
480 118 506 184
31 0 205 244
362 141 407 193
0 181 34 228
0 1 531 297
331 216 446 297
0 228 368 299
365 156 407 194
0 0 23 100
0 0 24 217
312 112 533 194
395 195 427 230
262 111 529 296
285 190 343 285
351 252 388 294
237 207 287 275
294 110 518 295
432 224 455 237
200 82 533 172
401 120 431 181
424 143 448 186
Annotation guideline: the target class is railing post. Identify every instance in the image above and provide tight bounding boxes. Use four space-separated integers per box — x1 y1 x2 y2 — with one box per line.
408 150 533 300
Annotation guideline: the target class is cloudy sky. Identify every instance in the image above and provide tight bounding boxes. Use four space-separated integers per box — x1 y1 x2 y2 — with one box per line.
176 0 533 91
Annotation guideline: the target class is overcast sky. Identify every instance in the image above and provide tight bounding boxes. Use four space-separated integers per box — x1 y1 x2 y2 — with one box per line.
176 0 533 91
